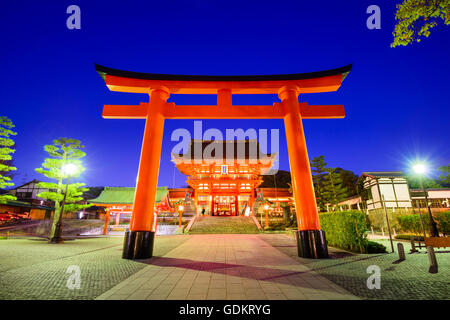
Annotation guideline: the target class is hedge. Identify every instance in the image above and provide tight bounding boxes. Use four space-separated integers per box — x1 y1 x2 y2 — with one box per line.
319 211 369 253
397 211 450 236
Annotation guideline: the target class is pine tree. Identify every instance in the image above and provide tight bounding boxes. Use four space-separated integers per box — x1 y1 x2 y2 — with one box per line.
35 138 91 239
323 167 348 210
310 156 328 211
0 116 17 204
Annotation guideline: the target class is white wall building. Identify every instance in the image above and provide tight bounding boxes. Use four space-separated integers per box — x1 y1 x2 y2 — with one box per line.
362 172 412 210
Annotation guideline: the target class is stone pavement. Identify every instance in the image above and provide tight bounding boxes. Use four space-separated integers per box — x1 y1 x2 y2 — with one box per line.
260 234 450 300
96 234 358 300
0 236 188 300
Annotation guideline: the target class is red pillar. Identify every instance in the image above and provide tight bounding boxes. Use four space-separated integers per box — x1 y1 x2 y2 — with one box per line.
115 212 121 226
103 208 110 235
249 190 255 216
123 87 169 259
280 85 328 258
210 195 215 216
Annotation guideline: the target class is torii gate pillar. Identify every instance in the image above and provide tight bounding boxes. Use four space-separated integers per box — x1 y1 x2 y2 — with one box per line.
280 86 328 258
122 87 169 259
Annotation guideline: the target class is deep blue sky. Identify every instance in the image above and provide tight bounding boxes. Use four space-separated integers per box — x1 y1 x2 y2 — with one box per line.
1 0 449 188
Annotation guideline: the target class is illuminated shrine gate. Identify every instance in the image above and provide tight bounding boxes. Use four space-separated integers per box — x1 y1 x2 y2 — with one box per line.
172 139 276 217
95 63 351 260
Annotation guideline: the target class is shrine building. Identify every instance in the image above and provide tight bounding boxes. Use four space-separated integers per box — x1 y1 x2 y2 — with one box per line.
172 139 277 217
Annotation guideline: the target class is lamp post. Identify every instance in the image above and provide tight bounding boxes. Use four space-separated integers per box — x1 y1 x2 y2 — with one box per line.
413 163 439 237
50 163 78 244
264 201 270 228
178 204 184 228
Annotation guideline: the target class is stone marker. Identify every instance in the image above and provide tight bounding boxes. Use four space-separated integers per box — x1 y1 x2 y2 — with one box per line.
427 246 438 274
397 243 405 261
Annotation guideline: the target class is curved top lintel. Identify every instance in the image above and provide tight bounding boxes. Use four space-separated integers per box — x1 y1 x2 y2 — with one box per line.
95 63 352 82
94 63 352 94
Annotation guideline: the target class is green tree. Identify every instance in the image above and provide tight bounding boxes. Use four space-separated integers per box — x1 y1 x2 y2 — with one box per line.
406 174 442 189
323 167 348 210
260 170 291 188
35 138 91 239
310 156 328 211
335 168 359 197
0 116 17 204
391 0 450 48
437 164 450 187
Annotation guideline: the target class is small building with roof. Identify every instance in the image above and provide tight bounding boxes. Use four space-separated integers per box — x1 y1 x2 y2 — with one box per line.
89 186 171 234
360 171 412 210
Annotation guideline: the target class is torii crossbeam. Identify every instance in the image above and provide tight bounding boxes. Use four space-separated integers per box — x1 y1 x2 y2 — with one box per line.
95 63 352 259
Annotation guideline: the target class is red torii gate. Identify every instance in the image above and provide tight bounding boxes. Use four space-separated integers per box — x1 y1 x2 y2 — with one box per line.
95 63 351 259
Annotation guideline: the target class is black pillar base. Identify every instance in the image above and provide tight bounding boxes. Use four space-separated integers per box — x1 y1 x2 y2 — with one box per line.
295 230 329 259
122 230 155 259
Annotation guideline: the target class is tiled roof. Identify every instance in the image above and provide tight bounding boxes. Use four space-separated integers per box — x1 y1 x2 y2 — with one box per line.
89 187 168 205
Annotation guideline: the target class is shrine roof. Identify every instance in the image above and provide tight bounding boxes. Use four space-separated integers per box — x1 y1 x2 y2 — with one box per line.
171 139 277 162
361 172 405 179
89 186 168 205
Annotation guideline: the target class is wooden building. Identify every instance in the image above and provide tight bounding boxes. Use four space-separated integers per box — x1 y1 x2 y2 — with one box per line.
172 139 277 216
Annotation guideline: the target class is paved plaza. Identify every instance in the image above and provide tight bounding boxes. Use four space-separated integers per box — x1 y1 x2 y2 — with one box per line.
96 234 357 300
1 233 448 300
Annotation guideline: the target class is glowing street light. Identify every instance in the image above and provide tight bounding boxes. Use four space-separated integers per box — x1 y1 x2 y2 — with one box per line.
412 163 428 175
176 201 185 228
62 163 78 176
263 201 271 228
50 163 79 243
412 162 439 237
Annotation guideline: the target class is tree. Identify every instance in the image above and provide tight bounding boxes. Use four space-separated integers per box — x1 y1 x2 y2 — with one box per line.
406 174 442 189
335 168 359 197
437 164 450 187
310 156 328 211
260 170 291 188
391 0 450 48
322 167 349 210
35 138 91 240
0 116 17 204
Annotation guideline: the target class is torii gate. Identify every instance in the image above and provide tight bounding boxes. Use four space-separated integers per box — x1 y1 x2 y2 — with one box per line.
95 63 351 260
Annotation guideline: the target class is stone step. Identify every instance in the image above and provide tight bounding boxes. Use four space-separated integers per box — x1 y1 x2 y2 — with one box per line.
189 216 259 234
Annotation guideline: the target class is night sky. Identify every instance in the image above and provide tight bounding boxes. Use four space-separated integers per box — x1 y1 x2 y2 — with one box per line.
2 1 449 189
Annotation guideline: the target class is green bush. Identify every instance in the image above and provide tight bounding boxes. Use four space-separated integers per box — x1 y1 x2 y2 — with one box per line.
435 212 450 235
397 214 429 234
319 211 369 253
397 212 450 235
366 241 387 253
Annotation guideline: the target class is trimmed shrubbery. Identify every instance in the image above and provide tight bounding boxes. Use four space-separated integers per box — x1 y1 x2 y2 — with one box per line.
320 211 369 253
366 241 387 253
436 212 450 235
397 211 450 236
320 211 387 253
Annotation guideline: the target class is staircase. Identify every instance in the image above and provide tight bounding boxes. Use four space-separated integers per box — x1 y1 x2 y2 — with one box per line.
183 200 197 216
189 216 259 234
